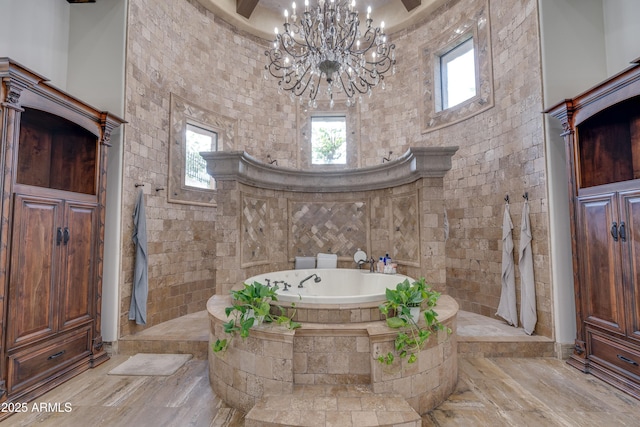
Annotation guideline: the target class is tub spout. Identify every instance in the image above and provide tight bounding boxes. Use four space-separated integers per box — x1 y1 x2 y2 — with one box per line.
299 273 321 288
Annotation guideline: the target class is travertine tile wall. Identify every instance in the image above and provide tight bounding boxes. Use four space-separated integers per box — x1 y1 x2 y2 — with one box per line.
121 0 296 336
293 334 371 385
123 0 551 337
215 180 446 296
359 0 551 336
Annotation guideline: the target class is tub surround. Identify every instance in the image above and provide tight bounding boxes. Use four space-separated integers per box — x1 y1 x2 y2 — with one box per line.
207 294 458 415
207 147 457 296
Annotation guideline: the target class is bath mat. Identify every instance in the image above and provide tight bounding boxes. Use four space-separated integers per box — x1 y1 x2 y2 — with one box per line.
108 353 192 376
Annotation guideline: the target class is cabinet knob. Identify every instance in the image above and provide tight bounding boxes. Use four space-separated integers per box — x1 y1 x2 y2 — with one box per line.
56 227 62 246
63 227 70 245
611 221 619 242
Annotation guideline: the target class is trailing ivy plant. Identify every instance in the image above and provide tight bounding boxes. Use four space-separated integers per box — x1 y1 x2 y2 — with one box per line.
212 281 301 353
377 277 449 365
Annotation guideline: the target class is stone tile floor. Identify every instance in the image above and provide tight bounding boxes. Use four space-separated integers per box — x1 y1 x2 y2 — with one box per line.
4 355 639 426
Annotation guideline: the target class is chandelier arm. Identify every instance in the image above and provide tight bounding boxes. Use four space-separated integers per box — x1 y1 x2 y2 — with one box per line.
265 50 289 79
351 75 371 95
308 72 321 100
278 36 311 62
291 66 314 96
334 13 359 51
337 72 356 98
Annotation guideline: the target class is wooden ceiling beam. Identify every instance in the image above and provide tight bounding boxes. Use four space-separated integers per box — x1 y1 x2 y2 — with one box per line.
401 0 421 12
237 0 260 19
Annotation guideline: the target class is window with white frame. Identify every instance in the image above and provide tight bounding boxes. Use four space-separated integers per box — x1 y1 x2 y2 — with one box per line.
185 123 217 189
438 37 476 111
311 116 347 165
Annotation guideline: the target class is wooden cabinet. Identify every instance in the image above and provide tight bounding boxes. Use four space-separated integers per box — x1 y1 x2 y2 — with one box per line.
547 58 640 399
0 58 123 411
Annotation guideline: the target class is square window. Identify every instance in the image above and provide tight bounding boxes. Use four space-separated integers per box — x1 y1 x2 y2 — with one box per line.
311 116 347 165
185 123 217 190
439 37 476 111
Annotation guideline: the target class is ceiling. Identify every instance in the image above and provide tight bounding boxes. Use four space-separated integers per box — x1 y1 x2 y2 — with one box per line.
195 0 448 40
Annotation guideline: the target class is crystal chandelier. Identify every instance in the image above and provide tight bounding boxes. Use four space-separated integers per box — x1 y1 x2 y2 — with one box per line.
264 0 396 108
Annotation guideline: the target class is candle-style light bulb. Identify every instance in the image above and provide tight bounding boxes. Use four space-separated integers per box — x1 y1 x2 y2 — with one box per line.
367 6 371 19
284 9 289 23
381 21 385 32
305 0 309 10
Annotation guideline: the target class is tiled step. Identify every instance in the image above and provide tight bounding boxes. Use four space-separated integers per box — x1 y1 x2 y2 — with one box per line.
244 385 421 427
116 311 209 359
456 310 556 358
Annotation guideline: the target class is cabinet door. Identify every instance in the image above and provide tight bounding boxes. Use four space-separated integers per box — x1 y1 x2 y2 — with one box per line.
59 202 97 330
576 194 626 335
619 190 640 343
6 195 62 348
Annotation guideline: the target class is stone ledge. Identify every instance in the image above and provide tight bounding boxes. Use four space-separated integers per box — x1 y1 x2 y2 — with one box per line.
202 147 458 193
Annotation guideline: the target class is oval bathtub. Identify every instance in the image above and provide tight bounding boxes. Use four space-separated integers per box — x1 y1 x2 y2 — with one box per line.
247 268 412 304
245 268 414 324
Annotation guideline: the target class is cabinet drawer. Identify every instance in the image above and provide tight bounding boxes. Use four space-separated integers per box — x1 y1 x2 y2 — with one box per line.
7 326 92 395
589 332 640 380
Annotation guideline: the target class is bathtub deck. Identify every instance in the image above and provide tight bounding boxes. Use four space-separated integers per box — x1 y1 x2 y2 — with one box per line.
116 309 554 359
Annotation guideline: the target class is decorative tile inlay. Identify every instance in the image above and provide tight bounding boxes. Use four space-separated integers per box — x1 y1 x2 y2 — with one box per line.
391 193 420 266
289 201 368 259
241 195 269 267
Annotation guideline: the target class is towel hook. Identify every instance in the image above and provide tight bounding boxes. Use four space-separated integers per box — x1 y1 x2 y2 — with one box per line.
504 194 509 204
523 192 529 201
135 183 145 188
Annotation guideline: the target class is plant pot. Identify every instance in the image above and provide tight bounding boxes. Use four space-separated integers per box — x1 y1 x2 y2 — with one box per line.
399 305 421 322
246 309 265 325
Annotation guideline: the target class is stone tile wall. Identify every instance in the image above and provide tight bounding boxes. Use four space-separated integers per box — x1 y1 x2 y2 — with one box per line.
123 0 552 338
358 0 551 337
121 0 296 336
293 333 372 385
214 179 445 296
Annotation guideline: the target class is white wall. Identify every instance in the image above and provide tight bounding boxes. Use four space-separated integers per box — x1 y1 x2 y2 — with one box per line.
603 0 640 75
67 0 128 343
538 0 608 349
0 0 127 343
539 0 640 351
0 0 70 89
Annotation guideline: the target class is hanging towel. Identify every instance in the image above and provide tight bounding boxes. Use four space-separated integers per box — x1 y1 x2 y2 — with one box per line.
496 203 517 326
519 199 537 335
129 188 148 325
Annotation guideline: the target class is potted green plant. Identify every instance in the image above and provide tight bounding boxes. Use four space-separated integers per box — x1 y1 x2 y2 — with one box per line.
212 281 300 353
377 277 447 364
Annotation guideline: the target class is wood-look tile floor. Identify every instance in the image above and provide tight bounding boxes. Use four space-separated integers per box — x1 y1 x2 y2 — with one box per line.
3 355 638 426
